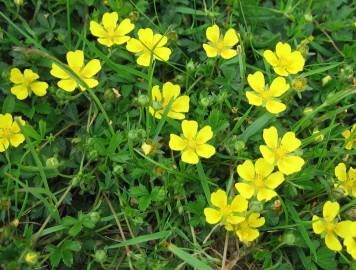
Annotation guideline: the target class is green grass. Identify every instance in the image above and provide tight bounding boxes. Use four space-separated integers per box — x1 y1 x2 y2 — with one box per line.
0 0 355 269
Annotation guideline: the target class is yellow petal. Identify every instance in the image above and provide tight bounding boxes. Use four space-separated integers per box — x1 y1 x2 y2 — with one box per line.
30 82 48 96
152 34 168 47
126 38 143 53
265 172 284 189
349 168 356 181
263 50 278 66
230 195 248 212
323 201 339 222
151 85 162 101
137 52 152 67
344 237 356 260
154 47 171 62
196 126 213 144
220 48 237 59
162 82 180 102
237 160 255 181
169 134 186 151
9 68 24 83
116 18 135 35
238 227 260 242
342 130 350 139
265 100 286 114
335 220 353 238
0 114 13 129
113 36 130 45
203 44 218 58
138 28 154 45
210 189 227 209
286 51 305 74
171 96 189 113
58 79 77 92
335 163 347 182
181 149 199 164
257 188 277 201
182 120 198 139
246 91 263 106
269 77 289 97
325 233 342 251
196 144 215 158
248 213 265 228
102 12 118 30
275 42 291 59
82 59 101 78
204 208 222 224
167 111 185 120
0 138 9 152
89 21 106 37
263 126 278 148
223 29 238 46
66 50 84 69
235 183 255 199
255 158 274 177
206 24 220 43
277 155 304 175
273 66 289 77
83 78 99 89
23 69 39 82
9 133 25 147
11 85 28 100
312 215 324 234
259 145 275 164
280 132 301 152
226 215 245 225
50 63 69 79
247 71 265 93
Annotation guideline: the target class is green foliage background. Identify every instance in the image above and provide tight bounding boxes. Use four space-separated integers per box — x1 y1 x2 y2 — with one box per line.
0 0 355 269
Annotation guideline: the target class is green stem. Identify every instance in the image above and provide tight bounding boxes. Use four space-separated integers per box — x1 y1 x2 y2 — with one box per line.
196 162 211 202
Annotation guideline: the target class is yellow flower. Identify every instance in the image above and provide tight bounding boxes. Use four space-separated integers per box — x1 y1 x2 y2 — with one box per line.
141 142 154 155
9 68 48 100
169 120 215 164
50 50 101 92
126 28 171 66
90 12 134 47
235 212 265 242
344 222 356 260
203 189 248 228
246 71 289 114
263 42 305 76
202 24 239 59
334 163 356 198
149 82 189 120
312 201 352 251
235 158 285 201
342 124 356 150
260 126 304 175
0 113 25 152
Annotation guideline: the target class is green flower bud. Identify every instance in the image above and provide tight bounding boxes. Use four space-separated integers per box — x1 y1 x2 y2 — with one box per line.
95 250 107 263
24 251 38 265
72 175 81 187
200 97 211 107
46 157 59 169
137 94 150 107
128 130 138 140
234 140 246 152
282 231 296 246
113 165 124 176
186 60 195 72
249 200 264 212
89 211 101 224
88 149 98 159
103 89 116 102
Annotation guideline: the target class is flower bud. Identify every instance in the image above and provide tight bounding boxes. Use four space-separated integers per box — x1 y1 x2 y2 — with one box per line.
249 200 264 212
186 60 195 72
24 251 38 265
46 157 59 169
103 89 116 102
137 94 150 107
321 75 332 86
89 211 101 224
95 250 107 263
200 97 211 107
234 140 246 152
113 165 124 176
292 77 307 92
141 142 154 155
14 0 23 6
282 231 296 246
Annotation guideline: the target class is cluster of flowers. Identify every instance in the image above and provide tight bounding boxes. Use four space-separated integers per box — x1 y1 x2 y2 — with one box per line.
1 10 355 258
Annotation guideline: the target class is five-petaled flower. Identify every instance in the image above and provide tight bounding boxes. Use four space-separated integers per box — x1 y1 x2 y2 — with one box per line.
342 124 356 150
203 24 239 59
312 201 352 251
90 12 135 47
0 113 25 152
50 50 101 92
149 82 189 120
169 120 215 164
234 212 265 242
126 28 171 66
263 42 305 76
235 158 285 201
9 68 48 100
246 71 290 114
344 222 356 260
260 126 305 175
203 189 248 229
334 163 356 198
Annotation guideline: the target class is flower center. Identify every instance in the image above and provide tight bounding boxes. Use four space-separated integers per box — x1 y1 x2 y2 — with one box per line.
211 39 226 53
325 222 335 233
0 127 12 139
274 146 286 161
186 139 197 150
255 174 265 188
